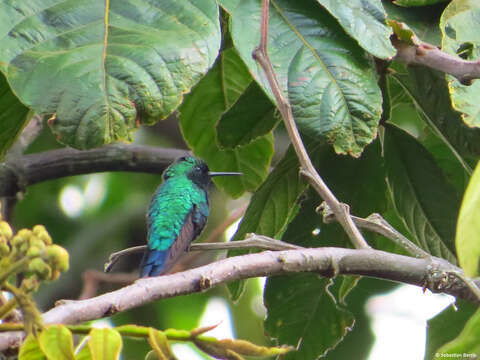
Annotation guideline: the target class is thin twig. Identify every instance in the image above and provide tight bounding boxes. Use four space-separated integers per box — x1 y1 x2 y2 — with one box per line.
252 0 369 250
104 234 302 272
317 202 430 258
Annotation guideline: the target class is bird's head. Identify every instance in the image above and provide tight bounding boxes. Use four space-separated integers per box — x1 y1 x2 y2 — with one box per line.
163 156 241 189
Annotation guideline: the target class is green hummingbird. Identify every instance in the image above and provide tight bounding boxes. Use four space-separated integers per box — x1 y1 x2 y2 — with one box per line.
140 156 241 277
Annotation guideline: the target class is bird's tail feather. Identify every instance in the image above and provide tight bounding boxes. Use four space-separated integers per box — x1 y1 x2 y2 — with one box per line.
140 249 169 277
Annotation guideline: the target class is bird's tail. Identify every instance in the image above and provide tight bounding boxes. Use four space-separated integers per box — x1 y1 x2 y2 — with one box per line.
139 249 169 277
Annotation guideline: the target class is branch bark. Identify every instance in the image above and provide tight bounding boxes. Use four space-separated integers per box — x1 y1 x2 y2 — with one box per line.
0 145 189 197
0 246 477 350
392 37 480 85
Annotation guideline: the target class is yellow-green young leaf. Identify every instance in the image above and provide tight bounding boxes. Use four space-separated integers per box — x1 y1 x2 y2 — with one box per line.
456 162 480 277
88 328 122 360
75 337 93 360
436 308 480 356
19 334 47 360
147 328 177 360
38 325 75 360
387 19 420 45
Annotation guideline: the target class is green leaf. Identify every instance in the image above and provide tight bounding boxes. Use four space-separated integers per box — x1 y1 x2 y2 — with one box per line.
0 72 30 160
436 307 480 356
315 0 395 58
288 45 381 157
19 334 47 360
426 300 478 360
216 81 278 149
389 63 480 162
88 328 122 360
218 0 241 13
265 274 355 359
226 143 310 299
230 0 382 157
441 0 480 127
456 161 480 277
38 325 75 360
393 0 449 7
0 0 221 149
179 48 274 198
383 124 459 263
148 328 177 360
383 1 443 45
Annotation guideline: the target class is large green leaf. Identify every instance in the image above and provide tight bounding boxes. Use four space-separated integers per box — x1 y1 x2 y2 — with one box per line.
88 328 122 360
436 308 480 357
265 274 355 360
394 0 449 6
314 0 395 59
0 72 30 160
216 80 278 149
456 161 480 277
425 300 477 360
179 48 274 198
38 325 75 360
441 0 480 127
0 0 220 149
230 0 382 157
389 63 480 166
383 124 459 263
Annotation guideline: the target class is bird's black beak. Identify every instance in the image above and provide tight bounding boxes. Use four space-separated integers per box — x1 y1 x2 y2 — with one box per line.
208 171 243 177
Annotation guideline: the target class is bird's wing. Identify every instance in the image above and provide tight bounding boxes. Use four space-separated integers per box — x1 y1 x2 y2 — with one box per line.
160 203 208 273
141 181 209 276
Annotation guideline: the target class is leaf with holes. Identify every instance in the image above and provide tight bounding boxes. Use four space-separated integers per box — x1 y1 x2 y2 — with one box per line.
265 274 355 359
441 0 480 127
0 0 220 149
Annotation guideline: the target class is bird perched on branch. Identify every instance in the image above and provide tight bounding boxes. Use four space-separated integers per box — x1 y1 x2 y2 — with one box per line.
140 156 241 277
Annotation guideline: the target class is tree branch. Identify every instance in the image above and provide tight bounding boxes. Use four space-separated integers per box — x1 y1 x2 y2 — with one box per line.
0 145 189 197
252 0 369 249
392 37 480 85
0 245 477 350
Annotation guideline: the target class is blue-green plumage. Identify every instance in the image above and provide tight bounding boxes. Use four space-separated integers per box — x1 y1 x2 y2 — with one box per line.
140 156 240 277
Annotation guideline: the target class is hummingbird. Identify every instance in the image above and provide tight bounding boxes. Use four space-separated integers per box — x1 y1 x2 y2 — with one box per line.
139 156 241 277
